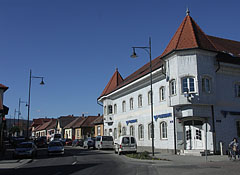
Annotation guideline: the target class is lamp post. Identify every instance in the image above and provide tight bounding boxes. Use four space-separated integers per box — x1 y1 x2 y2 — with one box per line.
130 37 154 156
17 98 27 128
26 69 45 139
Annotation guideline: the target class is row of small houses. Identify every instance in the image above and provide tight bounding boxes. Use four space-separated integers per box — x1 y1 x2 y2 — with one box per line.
31 114 103 141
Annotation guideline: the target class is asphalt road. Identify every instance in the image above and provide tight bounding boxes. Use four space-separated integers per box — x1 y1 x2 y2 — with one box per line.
1 147 240 175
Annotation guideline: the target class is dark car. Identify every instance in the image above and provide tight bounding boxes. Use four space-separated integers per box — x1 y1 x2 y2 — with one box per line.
11 137 26 148
34 136 47 148
72 139 84 147
13 142 37 158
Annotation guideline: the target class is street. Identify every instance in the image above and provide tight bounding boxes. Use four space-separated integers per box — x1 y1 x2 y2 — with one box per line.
1 147 240 175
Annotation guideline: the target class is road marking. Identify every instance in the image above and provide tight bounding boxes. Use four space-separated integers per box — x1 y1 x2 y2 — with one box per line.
72 161 77 165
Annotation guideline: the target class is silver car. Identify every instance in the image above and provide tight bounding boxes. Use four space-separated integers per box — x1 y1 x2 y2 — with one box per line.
13 142 37 158
48 141 64 156
114 135 137 155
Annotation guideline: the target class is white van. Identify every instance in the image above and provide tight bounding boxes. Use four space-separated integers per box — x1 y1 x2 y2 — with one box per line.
114 135 137 155
95 136 114 150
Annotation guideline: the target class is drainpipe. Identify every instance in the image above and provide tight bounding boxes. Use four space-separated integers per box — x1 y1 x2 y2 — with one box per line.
211 105 216 154
215 61 220 73
173 107 177 154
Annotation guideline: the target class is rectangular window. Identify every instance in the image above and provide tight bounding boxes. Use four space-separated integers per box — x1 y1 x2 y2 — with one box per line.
182 77 195 93
170 80 176 95
108 105 113 114
138 95 142 107
159 87 165 101
97 126 101 136
202 77 211 93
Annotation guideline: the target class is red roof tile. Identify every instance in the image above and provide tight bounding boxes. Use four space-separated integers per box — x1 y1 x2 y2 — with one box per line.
46 119 57 130
81 116 100 128
100 68 124 97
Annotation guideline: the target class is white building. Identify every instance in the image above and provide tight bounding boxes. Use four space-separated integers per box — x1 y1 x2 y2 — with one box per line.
98 12 240 155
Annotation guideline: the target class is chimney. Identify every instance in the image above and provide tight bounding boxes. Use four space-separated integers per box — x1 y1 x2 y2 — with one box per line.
82 114 84 117
98 113 100 116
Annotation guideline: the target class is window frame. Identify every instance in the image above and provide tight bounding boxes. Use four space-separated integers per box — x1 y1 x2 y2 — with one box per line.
129 125 135 137
138 124 144 140
170 79 176 96
114 104 117 114
122 101 126 112
148 91 152 105
107 105 113 115
160 121 168 139
202 76 211 94
129 98 134 110
148 123 154 140
138 94 143 108
159 86 165 101
181 76 195 94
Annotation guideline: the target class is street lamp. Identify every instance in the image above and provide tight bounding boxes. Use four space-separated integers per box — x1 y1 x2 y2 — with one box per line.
26 69 45 139
130 37 154 156
17 98 27 129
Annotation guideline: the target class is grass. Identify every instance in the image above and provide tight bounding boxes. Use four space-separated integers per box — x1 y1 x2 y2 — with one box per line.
125 151 170 161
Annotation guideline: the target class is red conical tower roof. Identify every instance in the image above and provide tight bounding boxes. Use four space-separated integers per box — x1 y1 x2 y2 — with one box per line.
100 68 124 97
161 13 217 57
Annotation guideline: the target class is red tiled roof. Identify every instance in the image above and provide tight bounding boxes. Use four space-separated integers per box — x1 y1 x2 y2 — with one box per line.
46 119 57 130
64 117 85 129
36 120 52 131
81 116 100 128
100 68 124 97
92 116 103 125
72 117 86 129
31 118 51 127
98 14 240 99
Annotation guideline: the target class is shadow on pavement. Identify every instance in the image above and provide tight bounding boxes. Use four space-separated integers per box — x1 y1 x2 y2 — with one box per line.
0 163 99 175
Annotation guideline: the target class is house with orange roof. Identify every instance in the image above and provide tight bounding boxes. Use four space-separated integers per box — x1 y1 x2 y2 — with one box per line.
98 11 240 155
31 118 51 138
93 115 104 137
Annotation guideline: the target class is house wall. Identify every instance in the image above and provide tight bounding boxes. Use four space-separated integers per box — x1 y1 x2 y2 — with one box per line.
64 128 72 139
94 124 104 137
75 128 82 139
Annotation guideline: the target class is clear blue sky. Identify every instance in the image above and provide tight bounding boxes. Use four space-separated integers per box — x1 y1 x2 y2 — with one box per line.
1 0 240 120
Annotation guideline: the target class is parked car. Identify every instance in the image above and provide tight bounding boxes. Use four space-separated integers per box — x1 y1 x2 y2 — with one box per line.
72 139 84 147
34 136 47 148
65 138 72 146
48 141 64 156
114 135 137 155
83 137 95 149
95 136 114 150
13 142 37 158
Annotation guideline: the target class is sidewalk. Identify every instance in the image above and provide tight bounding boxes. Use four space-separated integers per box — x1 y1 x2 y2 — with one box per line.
153 153 230 165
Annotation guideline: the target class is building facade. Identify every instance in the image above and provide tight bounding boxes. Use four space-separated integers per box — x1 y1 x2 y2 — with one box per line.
98 13 240 155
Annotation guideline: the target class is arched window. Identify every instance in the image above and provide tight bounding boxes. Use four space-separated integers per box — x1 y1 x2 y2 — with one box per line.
108 105 113 114
148 123 154 140
138 95 142 107
202 76 211 93
182 77 195 93
159 86 165 101
138 124 144 140
160 121 167 139
148 91 152 105
129 98 134 110
122 127 126 136
122 101 126 112
130 125 135 136
109 129 112 136
170 79 176 96
114 128 117 139
114 104 117 114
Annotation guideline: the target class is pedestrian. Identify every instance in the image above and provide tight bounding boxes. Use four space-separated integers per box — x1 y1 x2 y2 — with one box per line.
229 138 239 160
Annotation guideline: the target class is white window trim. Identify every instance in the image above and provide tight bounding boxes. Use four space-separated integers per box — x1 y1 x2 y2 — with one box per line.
138 94 143 108
160 121 168 140
129 98 134 110
181 76 196 94
159 86 166 102
138 124 144 141
170 79 177 96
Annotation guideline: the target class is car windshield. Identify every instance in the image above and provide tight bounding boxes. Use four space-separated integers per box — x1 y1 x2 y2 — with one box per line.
17 143 32 148
102 136 113 141
122 137 130 144
49 142 62 147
